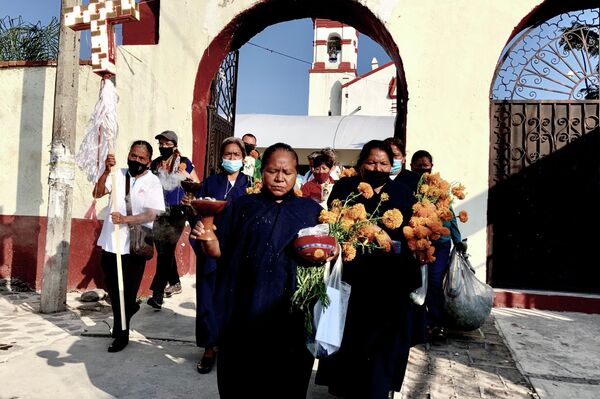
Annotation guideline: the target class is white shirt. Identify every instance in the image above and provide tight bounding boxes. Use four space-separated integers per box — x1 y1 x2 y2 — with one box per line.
97 168 165 254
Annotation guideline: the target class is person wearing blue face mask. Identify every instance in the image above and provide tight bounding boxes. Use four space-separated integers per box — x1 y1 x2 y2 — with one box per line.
188 136 250 374
384 137 420 193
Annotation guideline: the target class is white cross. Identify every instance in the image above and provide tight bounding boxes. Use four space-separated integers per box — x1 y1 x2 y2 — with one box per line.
64 0 140 76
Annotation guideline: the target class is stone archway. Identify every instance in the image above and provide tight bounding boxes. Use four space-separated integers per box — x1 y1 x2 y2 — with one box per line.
190 0 409 176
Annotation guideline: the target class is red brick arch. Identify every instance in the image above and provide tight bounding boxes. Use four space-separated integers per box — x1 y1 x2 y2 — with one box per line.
191 0 409 175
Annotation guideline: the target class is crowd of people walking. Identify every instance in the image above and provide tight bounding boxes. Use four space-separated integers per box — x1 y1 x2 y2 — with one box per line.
95 130 464 398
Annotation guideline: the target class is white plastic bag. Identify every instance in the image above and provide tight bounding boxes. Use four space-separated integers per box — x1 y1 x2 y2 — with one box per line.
409 264 428 305
308 253 351 358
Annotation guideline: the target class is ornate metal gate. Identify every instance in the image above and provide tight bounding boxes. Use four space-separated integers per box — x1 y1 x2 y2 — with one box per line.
489 8 599 293
205 50 239 177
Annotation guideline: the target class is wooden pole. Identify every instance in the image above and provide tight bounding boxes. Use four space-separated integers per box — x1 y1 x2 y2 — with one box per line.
40 0 81 313
108 139 127 330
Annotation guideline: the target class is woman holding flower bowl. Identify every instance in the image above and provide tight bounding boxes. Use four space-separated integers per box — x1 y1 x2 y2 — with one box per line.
191 143 334 399
315 139 422 399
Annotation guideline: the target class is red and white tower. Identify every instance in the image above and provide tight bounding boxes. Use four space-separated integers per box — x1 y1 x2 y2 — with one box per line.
308 19 358 116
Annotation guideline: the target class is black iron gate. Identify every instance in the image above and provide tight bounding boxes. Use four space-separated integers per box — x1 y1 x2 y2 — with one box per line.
205 50 239 177
489 8 600 293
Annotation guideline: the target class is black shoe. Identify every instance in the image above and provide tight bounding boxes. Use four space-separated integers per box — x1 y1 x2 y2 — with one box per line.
146 292 163 309
196 350 216 374
108 336 129 353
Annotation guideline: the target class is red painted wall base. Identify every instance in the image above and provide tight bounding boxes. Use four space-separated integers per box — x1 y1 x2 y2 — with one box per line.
0 215 196 296
494 289 600 314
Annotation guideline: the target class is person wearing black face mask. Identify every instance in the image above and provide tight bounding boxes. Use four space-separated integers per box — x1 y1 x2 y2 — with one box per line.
316 140 422 398
410 150 434 176
241 133 262 180
93 141 165 352
147 130 200 310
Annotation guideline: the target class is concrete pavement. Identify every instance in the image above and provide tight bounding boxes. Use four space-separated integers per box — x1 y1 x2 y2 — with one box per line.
1 275 598 398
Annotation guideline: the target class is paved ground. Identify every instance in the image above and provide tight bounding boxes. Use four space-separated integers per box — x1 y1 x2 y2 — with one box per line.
1 276 598 399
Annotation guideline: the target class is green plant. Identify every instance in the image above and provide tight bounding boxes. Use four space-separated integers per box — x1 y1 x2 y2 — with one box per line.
0 16 59 61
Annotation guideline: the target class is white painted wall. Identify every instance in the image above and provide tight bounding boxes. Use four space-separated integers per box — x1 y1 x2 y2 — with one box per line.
0 65 106 218
341 63 396 116
1 0 545 281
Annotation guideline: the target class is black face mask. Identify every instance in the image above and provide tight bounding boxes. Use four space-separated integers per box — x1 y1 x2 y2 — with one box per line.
413 168 432 176
127 160 147 177
159 147 174 158
244 143 256 154
362 170 390 188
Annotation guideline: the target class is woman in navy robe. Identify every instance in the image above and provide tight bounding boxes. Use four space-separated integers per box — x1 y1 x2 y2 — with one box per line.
191 143 325 399
191 137 250 374
315 140 422 399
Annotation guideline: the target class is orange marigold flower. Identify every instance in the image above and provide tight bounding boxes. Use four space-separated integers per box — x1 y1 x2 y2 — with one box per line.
319 210 339 224
382 209 403 230
409 216 429 228
407 239 417 251
458 210 468 223
330 199 342 209
403 226 415 240
357 182 374 199
440 227 451 236
452 184 466 200
436 207 454 222
428 220 445 234
380 192 389 202
427 245 436 257
342 242 357 262
413 225 431 239
375 230 392 252
347 203 368 220
419 184 430 194
250 149 259 159
340 217 354 231
358 223 377 240
415 238 431 251
413 202 436 218
430 233 441 241
178 163 187 171
340 167 358 178
313 249 326 260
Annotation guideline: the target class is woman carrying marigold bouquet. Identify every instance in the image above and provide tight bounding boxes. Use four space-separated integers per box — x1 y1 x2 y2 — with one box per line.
315 140 422 399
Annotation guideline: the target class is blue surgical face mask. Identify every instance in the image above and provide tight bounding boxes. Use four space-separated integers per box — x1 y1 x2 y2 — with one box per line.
390 159 403 175
222 158 243 174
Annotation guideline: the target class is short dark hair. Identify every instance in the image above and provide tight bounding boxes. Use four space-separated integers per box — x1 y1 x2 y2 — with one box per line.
261 142 299 172
383 137 406 156
130 140 153 158
411 150 433 165
220 137 246 158
242 133 257 142
313 154 333 169
355 140 394 169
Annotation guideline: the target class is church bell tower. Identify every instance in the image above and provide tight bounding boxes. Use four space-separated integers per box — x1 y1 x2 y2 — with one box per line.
308 19 358 116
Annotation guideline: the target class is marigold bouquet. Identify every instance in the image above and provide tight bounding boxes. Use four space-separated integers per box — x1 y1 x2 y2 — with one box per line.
319 182 403 262
403 172 467 263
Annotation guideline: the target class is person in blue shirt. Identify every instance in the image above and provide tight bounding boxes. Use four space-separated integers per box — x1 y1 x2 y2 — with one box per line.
190 137 251 374
410 150 466 341
191 143 326 398
147 130 199 309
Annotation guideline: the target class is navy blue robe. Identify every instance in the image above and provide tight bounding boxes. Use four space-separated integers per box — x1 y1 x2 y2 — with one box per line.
215 191 323 399
315 175 422 398
192 172 249 348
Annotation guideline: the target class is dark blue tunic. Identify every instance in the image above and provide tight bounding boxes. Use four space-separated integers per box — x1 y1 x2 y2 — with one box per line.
192 172 249 348
215 191 323 399
315 175 422 398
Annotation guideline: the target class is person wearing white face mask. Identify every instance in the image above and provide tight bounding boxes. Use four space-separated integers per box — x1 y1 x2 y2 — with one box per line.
384 137 420 193
187 136 251 374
